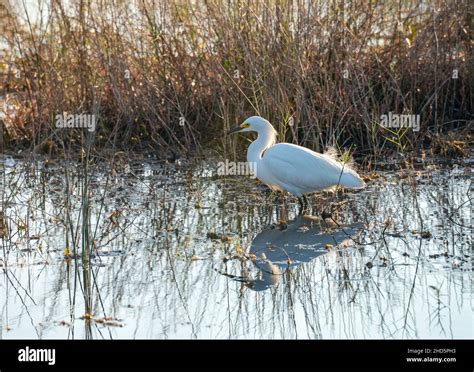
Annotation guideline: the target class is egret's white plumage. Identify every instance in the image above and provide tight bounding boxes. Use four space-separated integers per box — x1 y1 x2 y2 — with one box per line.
228 116 365 197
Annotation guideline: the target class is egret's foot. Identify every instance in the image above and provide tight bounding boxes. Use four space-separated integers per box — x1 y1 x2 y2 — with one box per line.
320 207 341 228
321 209 332 220
277 220 288 230
269 220 288 230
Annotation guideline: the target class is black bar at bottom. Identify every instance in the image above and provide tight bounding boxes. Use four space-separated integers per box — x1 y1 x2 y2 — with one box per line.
0 339 472 371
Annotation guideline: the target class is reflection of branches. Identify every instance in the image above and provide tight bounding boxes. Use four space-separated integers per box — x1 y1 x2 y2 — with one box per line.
1 160 470 339
402 180 424 338
164 234 197 338
2 268 40 338
428 285 447 338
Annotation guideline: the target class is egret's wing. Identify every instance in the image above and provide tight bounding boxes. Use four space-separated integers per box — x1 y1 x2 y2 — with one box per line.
262 143 346 192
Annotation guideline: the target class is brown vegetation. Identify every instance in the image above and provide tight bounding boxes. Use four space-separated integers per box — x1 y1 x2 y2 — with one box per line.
0 0 472 159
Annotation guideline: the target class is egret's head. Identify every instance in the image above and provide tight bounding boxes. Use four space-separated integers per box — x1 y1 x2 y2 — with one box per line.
227 116 276 136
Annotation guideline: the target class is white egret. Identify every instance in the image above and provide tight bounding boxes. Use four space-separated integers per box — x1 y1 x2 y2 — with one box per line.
227 116 365 213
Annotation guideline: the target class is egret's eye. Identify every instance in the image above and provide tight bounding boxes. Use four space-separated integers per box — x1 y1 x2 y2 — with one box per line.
240 123 250 129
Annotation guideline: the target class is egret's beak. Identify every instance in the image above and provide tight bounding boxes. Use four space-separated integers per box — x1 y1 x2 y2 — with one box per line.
227 126 242 135
227 122 250 135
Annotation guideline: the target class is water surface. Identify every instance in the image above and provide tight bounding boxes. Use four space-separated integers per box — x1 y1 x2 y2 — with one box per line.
0 157 472 339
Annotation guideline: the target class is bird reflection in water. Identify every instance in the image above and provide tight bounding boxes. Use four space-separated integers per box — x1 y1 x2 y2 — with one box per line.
244 215 363 291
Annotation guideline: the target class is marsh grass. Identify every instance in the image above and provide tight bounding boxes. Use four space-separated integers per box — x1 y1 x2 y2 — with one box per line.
1 154 471 338
0 0 471 160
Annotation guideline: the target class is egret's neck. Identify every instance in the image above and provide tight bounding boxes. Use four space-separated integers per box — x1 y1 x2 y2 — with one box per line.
247 128 277 164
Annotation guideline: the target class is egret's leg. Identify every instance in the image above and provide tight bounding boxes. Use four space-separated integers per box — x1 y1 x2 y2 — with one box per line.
312 195 325 217
303 195 309 213
272 192 280 205
280 193 286 208
272 192 284 210
279 193 288 223
297 196 305 215
321 199 333 220
298 195 308 215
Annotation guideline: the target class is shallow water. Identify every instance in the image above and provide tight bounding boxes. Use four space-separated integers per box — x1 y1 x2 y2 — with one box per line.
0 156 472 339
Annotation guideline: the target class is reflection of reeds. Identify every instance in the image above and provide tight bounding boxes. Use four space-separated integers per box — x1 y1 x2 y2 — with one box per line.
59 127 113 338
1 152 471 338
0 0 471 158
